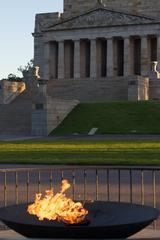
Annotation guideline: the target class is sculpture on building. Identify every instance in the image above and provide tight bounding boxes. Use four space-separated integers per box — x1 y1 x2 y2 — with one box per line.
98 0 105 7
34 66 41 79
150 61 160 80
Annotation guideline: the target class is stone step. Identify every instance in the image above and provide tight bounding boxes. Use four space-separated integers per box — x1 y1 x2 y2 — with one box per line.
0 90 33 135
0 89 79 136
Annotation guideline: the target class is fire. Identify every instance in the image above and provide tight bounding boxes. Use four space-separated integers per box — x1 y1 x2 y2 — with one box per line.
27 179 88 225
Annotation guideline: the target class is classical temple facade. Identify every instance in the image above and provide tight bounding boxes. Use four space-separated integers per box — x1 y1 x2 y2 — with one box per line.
2 0 160 135
33 0 160 102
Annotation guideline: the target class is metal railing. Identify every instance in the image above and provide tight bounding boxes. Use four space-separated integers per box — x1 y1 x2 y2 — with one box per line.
0 166 160 228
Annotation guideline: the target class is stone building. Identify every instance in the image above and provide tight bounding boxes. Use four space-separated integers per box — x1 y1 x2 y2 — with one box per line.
33 0 160 102
2 0 160 136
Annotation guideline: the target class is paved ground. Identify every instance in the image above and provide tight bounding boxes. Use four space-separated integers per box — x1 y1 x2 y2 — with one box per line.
49 134 160 141
0 134 39 142
1 133 160 142
0 228 160 240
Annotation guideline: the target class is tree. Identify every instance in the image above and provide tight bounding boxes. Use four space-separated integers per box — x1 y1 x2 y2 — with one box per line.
0 59 34 82
17 59 34 75
7 74 22 82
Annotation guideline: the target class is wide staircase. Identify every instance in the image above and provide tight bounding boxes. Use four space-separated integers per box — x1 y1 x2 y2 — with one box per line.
0 89 79 136
0 90 33 135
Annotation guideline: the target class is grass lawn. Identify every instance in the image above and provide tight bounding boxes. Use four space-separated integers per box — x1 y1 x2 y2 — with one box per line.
52 101 160 135
0 139 160 165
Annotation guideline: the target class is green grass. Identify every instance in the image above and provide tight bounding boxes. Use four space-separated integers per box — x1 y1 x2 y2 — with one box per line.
52 101 160 134
1 139 160 165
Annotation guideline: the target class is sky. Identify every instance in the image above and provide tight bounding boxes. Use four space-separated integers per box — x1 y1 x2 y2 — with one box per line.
0 0 63 79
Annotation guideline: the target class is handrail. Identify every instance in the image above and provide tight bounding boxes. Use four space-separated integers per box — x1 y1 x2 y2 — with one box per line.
0 165 160 172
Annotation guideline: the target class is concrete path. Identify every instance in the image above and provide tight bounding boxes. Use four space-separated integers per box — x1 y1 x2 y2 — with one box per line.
48 134 160 141
0 228 160 240
0 134 39 142
1 134 160 142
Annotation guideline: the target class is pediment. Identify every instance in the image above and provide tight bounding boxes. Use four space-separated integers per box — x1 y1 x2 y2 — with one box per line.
45 8 156 31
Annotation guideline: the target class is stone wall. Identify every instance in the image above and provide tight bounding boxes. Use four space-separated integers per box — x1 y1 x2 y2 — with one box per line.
47 76 148 102
63 0 160 18
32 97 79 136
64 0 97 18
34 1 160 21
34 13 60 33
0 83 2 104
128 77 149 101
149 80 160 100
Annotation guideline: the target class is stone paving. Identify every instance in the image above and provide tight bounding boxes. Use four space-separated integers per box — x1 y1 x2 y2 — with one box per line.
0 228 159 240
1 133 160 142
0 134 39 142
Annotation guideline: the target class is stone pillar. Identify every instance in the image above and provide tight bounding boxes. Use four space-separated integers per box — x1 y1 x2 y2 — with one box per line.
141 35 149 76
123 37 131 76
90 39 97 78
58 40 65 79
38 79 48 97
74 40 81 78
43 42 50 79
31 79 48 136
107 38 114 76
128 76 149 101
157 35 160 70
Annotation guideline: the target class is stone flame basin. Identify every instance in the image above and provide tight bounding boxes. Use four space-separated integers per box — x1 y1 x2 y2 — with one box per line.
0 201 159 239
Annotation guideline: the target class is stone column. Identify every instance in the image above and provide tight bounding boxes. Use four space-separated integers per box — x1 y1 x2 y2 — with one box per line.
141 35 149 76
157 35 160 70
74 40 81 79
43 42 50 79
90 39 97 78
107 38 114 77
123 37 131 76
58 40 65 79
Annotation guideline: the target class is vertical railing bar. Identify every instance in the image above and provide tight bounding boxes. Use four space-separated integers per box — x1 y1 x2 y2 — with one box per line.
153 170 156 208
26 171 30 203
118 170 121 202
96 169 99 201
15 172 18 205
107 169 110 201
130 170 133 204
4 172 7 207
72 170 75 201
2 167 160 213
141 170 144 205
152 170 157 229
61 170 64 181
50 170 53 190
84 169 87 201
38 171 41 193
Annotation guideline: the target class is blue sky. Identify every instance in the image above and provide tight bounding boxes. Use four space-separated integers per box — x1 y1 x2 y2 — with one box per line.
0 1 63 79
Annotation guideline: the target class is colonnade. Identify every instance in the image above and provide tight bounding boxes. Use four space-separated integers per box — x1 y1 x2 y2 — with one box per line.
44 35 160 80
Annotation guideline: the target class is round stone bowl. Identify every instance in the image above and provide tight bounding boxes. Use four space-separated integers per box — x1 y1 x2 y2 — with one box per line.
0 201 159 239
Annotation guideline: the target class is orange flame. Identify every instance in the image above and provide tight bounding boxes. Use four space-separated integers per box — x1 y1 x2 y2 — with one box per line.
27 179 88 224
